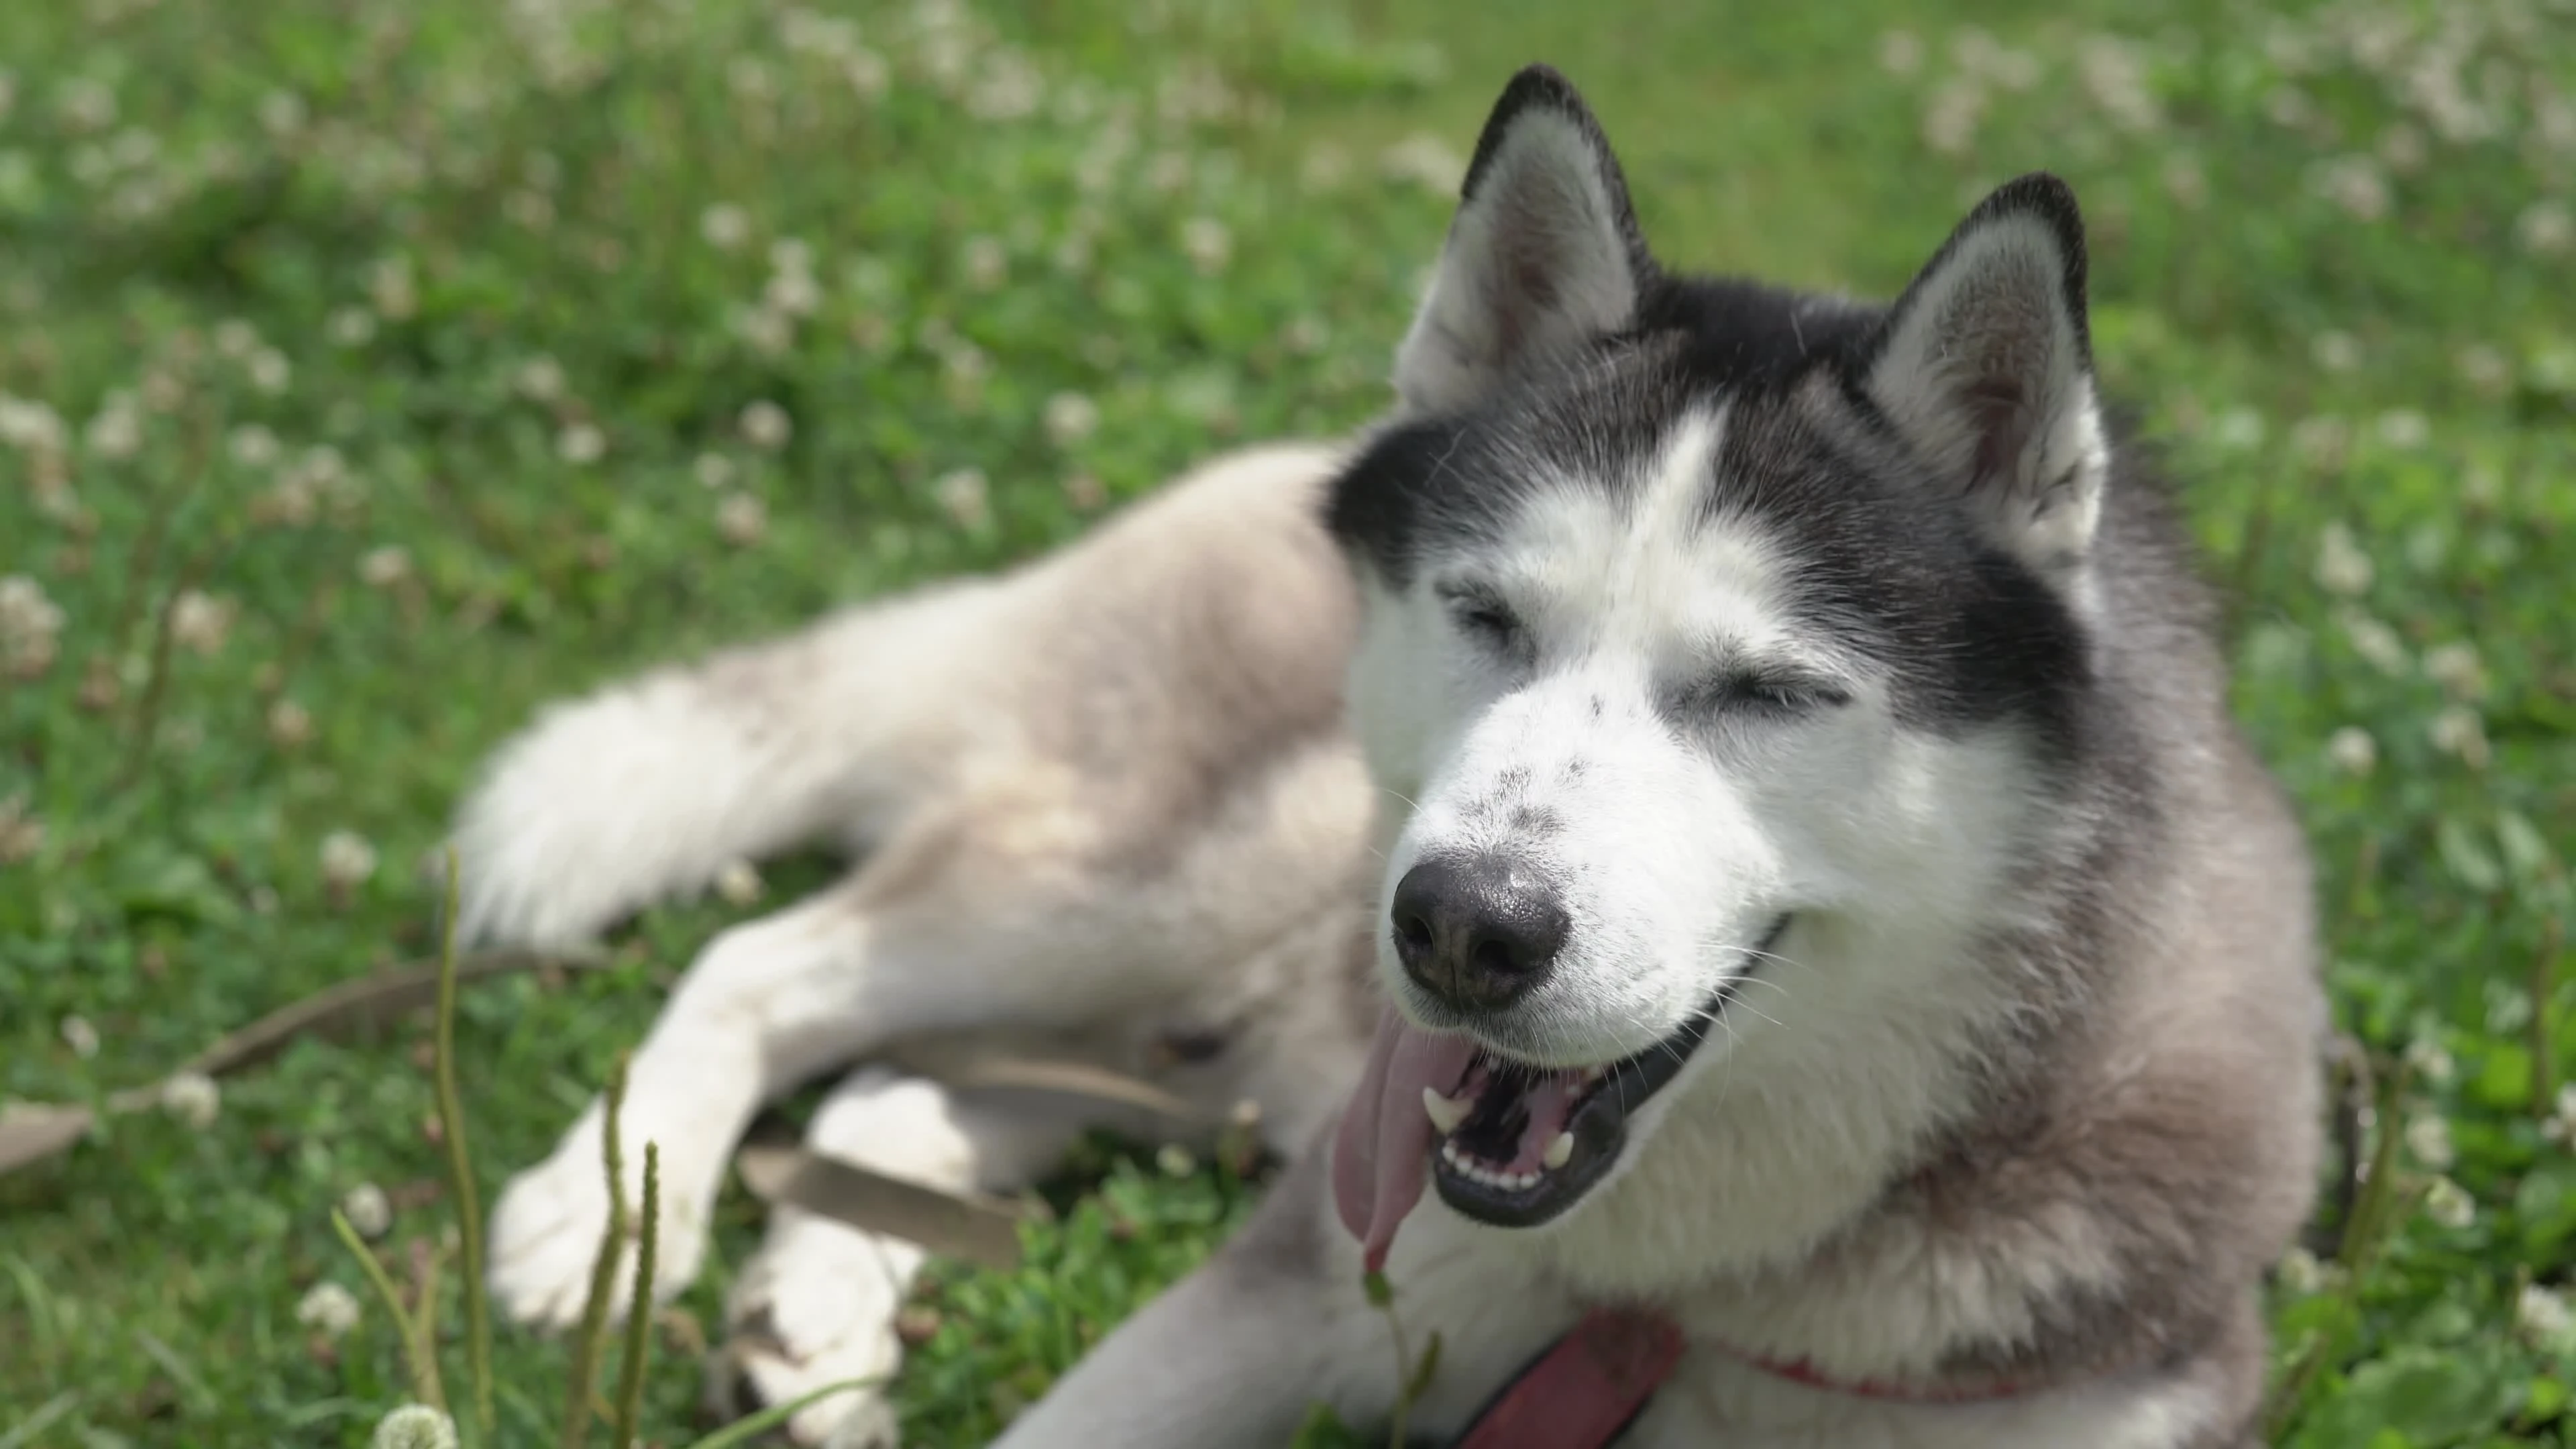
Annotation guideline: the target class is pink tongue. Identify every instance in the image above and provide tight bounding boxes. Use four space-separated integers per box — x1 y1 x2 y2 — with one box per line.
1332 1005 1480 1272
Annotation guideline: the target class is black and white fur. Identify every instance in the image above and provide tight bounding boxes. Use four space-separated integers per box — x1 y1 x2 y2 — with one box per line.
462 66 2322 1448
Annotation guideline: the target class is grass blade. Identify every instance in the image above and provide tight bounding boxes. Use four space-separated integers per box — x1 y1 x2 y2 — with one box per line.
332 1208 446 1415
433 847 496 1443
559 1051 631 1449
610 1142 659 1449
681 1377 885 1449
0 1392 79 1449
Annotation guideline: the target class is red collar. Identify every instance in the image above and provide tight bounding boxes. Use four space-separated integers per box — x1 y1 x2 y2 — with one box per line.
1450 1309 2036 1448
1717 1344 2035 1405
1451 1309 1682 1449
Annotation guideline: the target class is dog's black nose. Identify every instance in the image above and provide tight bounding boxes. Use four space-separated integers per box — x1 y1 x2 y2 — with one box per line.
1390 855 1568 1012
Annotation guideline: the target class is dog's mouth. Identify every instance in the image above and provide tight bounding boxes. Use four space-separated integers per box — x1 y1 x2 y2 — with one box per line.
1332 914 1791 1268
1427 912 1788 1229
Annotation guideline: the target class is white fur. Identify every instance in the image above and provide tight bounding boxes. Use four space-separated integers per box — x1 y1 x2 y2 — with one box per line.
451 584 1004 948
724 1067 1097 1447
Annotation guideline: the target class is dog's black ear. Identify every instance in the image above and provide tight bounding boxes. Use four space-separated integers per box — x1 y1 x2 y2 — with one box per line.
1863 174 2108 577
1392 66 1656 416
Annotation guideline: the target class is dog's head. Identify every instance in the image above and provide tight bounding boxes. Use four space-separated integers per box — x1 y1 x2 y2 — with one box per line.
1328 67 2112 1250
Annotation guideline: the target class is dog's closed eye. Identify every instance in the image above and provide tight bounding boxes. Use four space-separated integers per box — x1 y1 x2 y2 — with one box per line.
1436 581 1529 657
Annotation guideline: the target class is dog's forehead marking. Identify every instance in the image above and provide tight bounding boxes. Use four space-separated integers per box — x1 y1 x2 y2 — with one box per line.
1481 407 1804 667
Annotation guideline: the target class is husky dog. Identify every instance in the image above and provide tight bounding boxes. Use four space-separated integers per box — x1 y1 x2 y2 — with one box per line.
466 66 2323 1449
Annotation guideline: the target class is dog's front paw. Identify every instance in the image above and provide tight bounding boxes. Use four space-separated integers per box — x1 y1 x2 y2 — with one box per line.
721 1209 918 1446
488 1117 713 1329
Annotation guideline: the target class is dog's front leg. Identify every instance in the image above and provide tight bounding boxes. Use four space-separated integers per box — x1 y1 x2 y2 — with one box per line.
994 1140 1573 1449
488 877 939 1327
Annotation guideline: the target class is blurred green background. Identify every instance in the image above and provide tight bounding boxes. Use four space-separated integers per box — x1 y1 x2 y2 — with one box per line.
2 0 2573 1443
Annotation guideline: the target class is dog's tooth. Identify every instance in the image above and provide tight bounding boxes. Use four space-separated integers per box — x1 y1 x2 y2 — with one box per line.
1514 1171 1539 1190
1421 1085 1470 1136
1543 1131 1574 1170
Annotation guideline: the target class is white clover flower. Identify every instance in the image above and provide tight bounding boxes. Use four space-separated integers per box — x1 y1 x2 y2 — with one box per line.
1180 216 1231 275
2076 35 2161 132
2404 1114 2455 1171
2312 156 2391 223
86 392 143 459
162 1071 221 1128
370 1405 459 1449
227 423 281 470
2274 1245 2330 1295
2423 642 2485 701
0 392 68 453
693 452 736 490
2542 1083 2576 1144
0 575 66 680
2375 409 2429 448
2518 1283 2575 1348
934 467 989 531
845 48 891 101
327 307 377 347
297 1281 362 1339
555 421 606 464
730 304 794 356
763 269 822 318
2161 156 2207 210
503 190 553 231
1043 392 1099 448
0 792 43 864
961 235 1007 290
2422 1176 2475 1230
58 78 119 133
2310 332 2362 374
714 859 763 905
1379 133 1464 195
319 830 378 890
514 355 566 403
169 590 237 657
267 698 314 748
716 492 767 546
60 1015 100 1059
700 202 751 250
341 1181 393 1240
2314 523 2374 597
1300 144 1351 193
2456 345 2511 396
258 91 307 138
358 547 411 588
1876 29 1923 75
2337 610 2408 674
2429 706 2491 769
2326 726 2377 776
768 237 814 276
2402 1036 2454 1085
739 400 792 451
1156 1142 1197 1178
2518 201 2572 258
369 256 417 321
1921 80 1985 157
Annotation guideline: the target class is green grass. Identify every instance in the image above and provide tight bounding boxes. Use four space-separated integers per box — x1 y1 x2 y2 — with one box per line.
2 0 2572 1443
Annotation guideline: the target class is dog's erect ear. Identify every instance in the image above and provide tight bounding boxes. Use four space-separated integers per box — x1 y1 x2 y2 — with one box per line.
1391 66 1655 416
1864 174 2108 578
